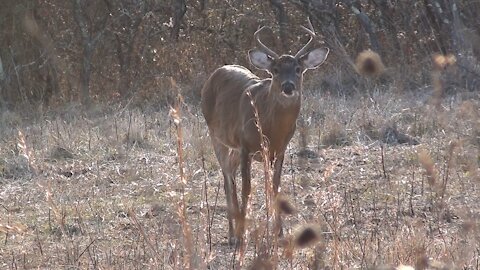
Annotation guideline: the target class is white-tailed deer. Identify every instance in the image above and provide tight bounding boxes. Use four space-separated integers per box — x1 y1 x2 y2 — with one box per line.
201 22 329 245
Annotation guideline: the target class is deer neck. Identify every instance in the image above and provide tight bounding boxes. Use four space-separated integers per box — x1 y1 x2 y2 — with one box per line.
265 86 301 122
258 87 301 152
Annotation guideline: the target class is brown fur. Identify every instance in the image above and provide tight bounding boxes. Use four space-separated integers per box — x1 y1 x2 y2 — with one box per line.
201 62 301 244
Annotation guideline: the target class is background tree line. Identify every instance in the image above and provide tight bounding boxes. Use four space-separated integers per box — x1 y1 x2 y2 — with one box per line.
0 0 479 110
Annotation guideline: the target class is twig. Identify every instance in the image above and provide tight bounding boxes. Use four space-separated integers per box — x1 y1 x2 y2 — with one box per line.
201 155 212 252
380 143 388 180
75 239 96 263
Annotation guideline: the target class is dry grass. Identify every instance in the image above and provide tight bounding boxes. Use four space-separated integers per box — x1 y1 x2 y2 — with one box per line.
0 83 479 269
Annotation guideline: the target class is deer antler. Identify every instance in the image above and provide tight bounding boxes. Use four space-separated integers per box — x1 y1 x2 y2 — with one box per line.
254 26 279 59
295 17 317 59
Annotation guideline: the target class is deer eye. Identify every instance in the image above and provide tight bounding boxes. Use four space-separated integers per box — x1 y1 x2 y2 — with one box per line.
295 67 302 74
272 67 279 75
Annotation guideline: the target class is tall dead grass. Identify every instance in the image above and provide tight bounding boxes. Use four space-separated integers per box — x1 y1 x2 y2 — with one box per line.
0 62 479 268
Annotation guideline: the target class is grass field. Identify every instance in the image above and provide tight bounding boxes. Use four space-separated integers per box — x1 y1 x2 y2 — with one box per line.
1 82 479 269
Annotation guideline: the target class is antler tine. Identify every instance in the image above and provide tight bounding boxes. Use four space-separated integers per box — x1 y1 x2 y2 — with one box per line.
295 18 317 59
254 26 279 59
306 16 315 35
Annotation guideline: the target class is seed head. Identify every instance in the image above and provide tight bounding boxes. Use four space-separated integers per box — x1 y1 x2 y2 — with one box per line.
355 50 385 76
275 194 296 215
293 224 321 248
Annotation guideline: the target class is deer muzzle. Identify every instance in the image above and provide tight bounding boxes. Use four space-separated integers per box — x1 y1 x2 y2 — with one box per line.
281 81 296 96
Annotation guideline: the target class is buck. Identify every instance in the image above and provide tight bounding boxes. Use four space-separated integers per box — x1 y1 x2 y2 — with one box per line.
201 22 329 244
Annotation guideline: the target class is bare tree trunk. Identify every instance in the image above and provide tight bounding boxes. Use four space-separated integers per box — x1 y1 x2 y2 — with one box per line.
373 1 403 59
27 8 60 105
199 0 207 10
114 34 130 97
171 0 187 41
350 4 380 52
0 55 4 82
80 44 93 105
423 0 450 54
0 55 5 109
269 0 288 52
451 2 470 55
112 1 146 98
72 0 108 106
450 1 480 91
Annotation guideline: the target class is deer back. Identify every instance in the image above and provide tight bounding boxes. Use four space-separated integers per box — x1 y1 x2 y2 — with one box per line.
201 65 262 149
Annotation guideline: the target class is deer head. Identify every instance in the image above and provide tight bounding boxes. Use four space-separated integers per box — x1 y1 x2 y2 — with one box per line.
248 25 329 102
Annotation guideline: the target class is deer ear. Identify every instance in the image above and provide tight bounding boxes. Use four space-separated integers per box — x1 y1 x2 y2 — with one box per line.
248 49 273 70
300 47 329 70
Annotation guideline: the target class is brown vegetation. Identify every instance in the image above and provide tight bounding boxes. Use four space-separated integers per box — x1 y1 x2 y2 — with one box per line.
1 0 479 108
0 0 479 269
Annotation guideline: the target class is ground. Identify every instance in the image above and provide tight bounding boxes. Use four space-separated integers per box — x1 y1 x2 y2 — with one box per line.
0 88 479 269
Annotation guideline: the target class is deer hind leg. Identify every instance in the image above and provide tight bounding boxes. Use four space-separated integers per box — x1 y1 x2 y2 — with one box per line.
211 138 240 245
239 148 252 240
272 153 285 236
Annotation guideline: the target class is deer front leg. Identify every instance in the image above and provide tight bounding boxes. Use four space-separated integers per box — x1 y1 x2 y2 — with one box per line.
228 152 241 246
273 153 285 236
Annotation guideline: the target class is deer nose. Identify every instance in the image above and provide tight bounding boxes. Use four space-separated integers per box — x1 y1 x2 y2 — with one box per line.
281 81 295 95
